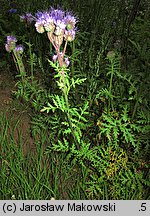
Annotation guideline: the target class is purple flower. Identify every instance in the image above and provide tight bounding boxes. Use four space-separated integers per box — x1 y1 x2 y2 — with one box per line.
35 11 50 23
64 14 76 30
5 36 17 52
50 8 65 22
35 11 44 19
35 8 77 46
35 20 45 33
52 53 70 67
5 36 24 54
52 54 58 61
35 12 52 33
54 26 64 36
65 57 70 67
15 45 24 54
44 17 55 32
8 8 17 13
52 52 63 61
7 35 17 44
55 19 66 30
53 19 66 36
5 44 11 52
20 13 35 24
64 29 76 41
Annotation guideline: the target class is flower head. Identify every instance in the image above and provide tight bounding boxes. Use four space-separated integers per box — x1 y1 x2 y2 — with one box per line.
54 26 63 36
35 7 77 62
55 19 66 30
5 36 17 52
5 44 11 52
15 45 24 54
50 8 65 22
20 13 35 24
44 16 55 32
35 20 45 33
35 12 52 33
5 36 24 54
107 51 116 60
35 11 50 23
35 8 77 39
35 11 44 19
64 29 76 41
8 8 17 13
64 14 76 30
7 35 17 44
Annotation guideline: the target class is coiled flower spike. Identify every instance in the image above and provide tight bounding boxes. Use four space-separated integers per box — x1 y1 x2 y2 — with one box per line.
5 36 17 52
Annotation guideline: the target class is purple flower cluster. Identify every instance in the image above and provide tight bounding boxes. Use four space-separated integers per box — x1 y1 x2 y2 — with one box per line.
35 8 77 42
5 36 17 52
8 8 17 13
5 36 24 54
15 45 24 54
20 13 36 24
34 8 77 67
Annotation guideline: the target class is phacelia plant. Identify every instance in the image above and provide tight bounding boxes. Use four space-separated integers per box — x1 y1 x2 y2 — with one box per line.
5 35 24 55
35 8 77 67
5 35 25 88
5 35 17 53
20 13 36 24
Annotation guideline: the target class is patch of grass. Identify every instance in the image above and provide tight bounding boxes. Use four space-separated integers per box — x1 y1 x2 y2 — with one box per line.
0 0 149 200
0 111 87 199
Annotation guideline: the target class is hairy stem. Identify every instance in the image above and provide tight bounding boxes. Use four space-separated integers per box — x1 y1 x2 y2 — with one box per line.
13 51 26 89
62 40 68 59
108 60 114 113
61 69 80 150
28 43 34 83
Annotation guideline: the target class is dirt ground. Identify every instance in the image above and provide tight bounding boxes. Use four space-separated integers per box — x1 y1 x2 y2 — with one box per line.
0 70 35 155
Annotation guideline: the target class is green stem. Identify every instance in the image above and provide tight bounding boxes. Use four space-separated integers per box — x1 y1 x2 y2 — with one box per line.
29 43 34 83
13 51 25 88
71 40 75 78
61 69 80 150
12 52 19 72
132 87 142 119
62 40 68 60
108 60 114 113
132 100 138 119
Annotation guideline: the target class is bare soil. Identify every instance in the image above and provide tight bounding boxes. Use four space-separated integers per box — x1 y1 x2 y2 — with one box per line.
0 71 35 155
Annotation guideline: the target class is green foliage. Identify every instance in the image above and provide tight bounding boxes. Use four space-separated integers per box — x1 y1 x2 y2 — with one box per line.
84 146 146 200
97 107 142 152
0 112 55 199
40 60 89 150
1 0 150 200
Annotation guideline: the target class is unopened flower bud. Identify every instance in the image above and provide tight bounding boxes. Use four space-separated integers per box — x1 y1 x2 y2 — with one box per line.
65 57 70 67
52 54 58 61
107 51 115 60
